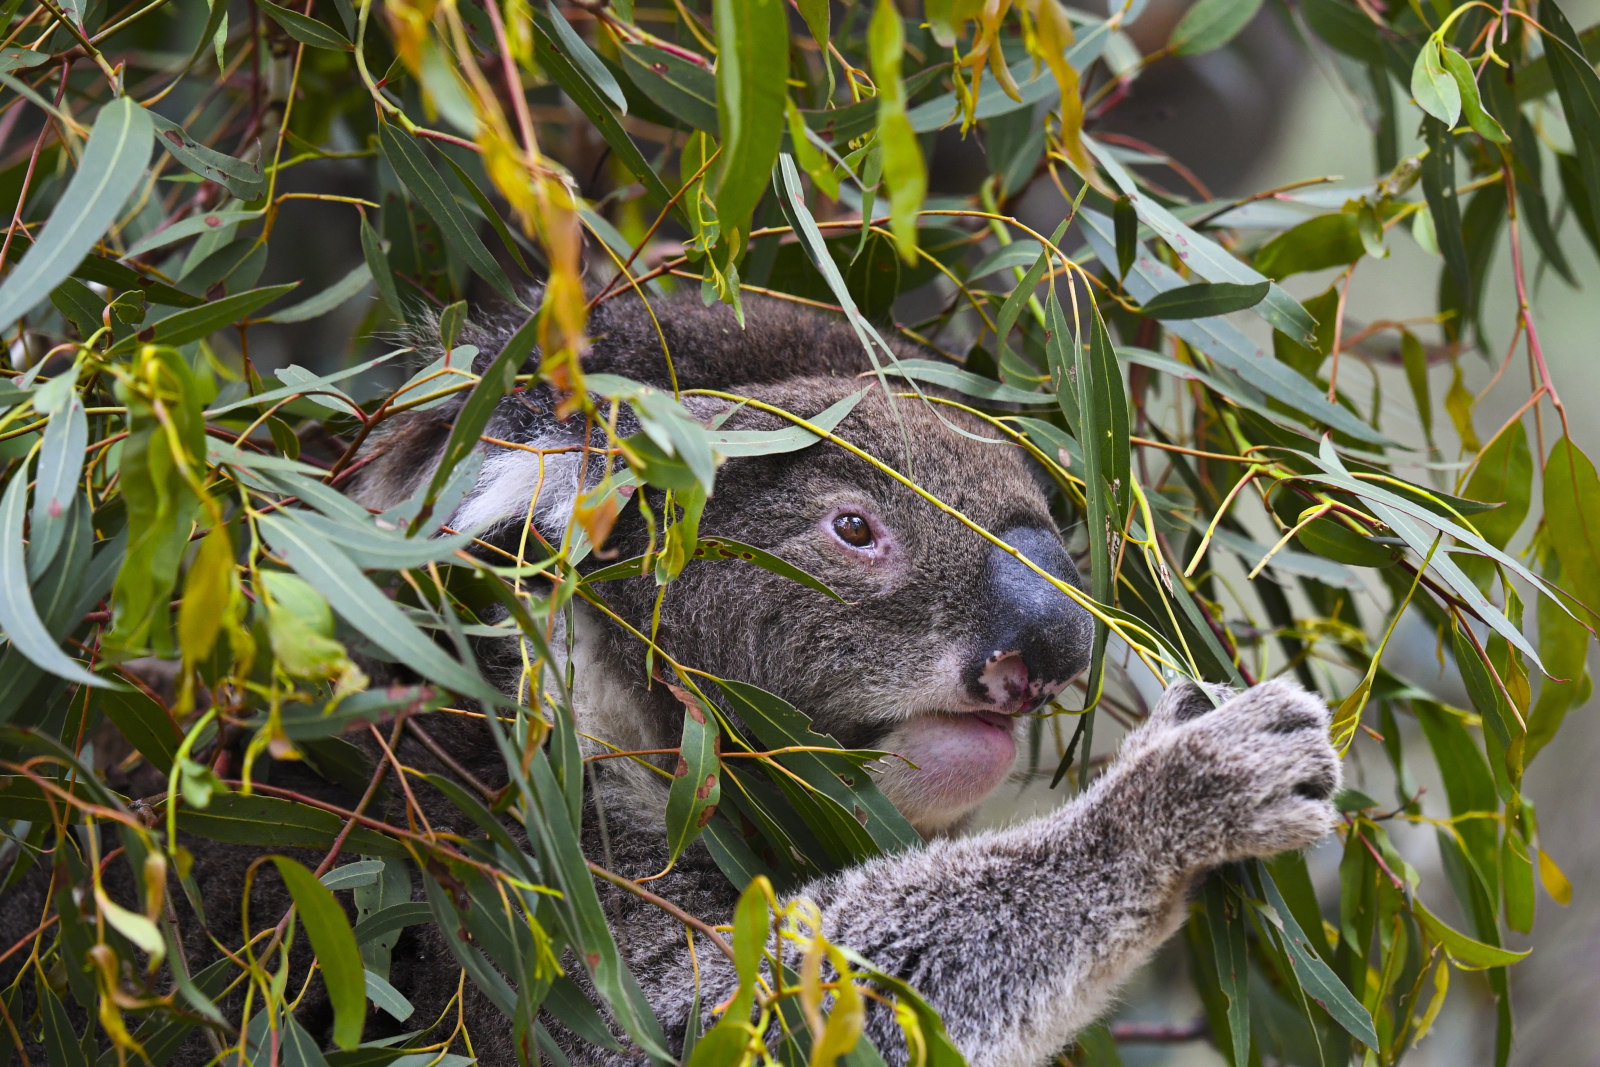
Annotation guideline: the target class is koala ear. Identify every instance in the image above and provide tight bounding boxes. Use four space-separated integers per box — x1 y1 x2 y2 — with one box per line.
1147 679 1235 730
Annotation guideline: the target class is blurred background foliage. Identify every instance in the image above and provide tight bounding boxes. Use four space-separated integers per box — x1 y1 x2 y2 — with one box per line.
0 0 1598 1064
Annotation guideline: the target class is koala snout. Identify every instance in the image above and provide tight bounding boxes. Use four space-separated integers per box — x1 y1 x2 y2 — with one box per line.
965 527 1095 712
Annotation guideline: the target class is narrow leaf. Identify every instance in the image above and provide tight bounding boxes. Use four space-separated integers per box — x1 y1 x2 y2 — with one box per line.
0 474 117 688
257 0 353 49
148 112 265 199
272 856 368 1049
264 264 372 323
378 122 521 304
713 0 788 247
0 97 152 334
1170 0 1265 55
1139 280 1269 319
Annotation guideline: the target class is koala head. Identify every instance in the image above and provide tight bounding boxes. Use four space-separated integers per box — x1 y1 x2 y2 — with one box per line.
589 383 1095 831
357 294 1095 834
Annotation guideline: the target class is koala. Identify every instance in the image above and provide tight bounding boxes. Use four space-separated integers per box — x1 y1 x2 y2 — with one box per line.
348 292 1343 1067
0 292 1340 1067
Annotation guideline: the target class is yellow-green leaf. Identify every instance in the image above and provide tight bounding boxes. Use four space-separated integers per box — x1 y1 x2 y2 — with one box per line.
1413 897 1530 969
1539 847 1573 906
869 0 925 264
713 0 788 253
178 522 235 665
272 856 367 1049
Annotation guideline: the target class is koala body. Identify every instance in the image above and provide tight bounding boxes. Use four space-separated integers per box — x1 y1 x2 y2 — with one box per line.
351 293 1343 1067
0 293 1340 1067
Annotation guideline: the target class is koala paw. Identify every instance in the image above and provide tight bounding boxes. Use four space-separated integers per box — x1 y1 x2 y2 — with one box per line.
1118 678 1342 868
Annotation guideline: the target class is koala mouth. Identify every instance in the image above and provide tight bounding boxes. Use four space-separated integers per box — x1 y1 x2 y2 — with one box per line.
969 710 1017 732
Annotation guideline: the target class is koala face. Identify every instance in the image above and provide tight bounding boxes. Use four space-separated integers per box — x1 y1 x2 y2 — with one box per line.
593 380 1096 832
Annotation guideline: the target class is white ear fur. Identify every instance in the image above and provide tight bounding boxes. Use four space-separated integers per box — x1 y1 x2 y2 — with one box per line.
447 445 585 540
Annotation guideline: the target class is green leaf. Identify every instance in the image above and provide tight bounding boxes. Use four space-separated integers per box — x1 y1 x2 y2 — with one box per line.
1421 116 1471 321
39 982 88 1067
714 678 921 854
264 264 372 323
1411 38 1461 128
869 0 926 263
1138 280 1269 319
257 0 353 49
360 214 406 323
1256 865 1379 1049
1169 0 1264 55
1414 698 1499 889
993 222 1061 362
546 3 625 112
729 878 770 1019
1252 213 1364 280
0 474 116 689
0 47 47 74
1529 555 1588 762
1440 47 1508 143
1540 0 1600 254
1502 826 1534 934
1546 436 1600 614
1515 18 1600 102
125 207 263 257
796 0 828 52
664 693 721 864
211 353 398 421
881 357 1048 405
176 793 408 855
364 970 415 1022
257 514 503 705
1080 209 1388 445
108 282 297 354
28 393 86 579
787 98 842 201
618 43 718 132
0 97 152 335
1464 421 1532 550
288 510 478 570
352 901 432 946
282 1012 333 1067
437 152 534 275
10 228 203 305
1113 195 1136 279
713 0 788 249
906 23 1113 130
1400 330 1433 444
51 277 105 339
272 856 368 1049
378 122 521 305
1203 875 1250 1067
96 683 182 774
148 112 265 199
1303 441 1550 669
969 239 1041 280
1413 896 1530 969
321 859 386 890
1086 138 1319 347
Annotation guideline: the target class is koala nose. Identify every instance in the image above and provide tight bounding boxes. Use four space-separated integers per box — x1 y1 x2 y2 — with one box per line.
966 527 1095 713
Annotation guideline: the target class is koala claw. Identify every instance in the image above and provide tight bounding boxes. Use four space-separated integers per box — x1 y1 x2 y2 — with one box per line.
1115 677 1343 869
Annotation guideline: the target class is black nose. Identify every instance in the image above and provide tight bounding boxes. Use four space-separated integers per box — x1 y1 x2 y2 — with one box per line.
964 527 1094 712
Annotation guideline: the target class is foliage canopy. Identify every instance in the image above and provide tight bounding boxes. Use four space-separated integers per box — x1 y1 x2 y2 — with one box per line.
0 0 1595 1064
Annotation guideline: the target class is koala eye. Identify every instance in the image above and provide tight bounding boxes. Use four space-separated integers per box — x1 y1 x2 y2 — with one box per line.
831 513 875 549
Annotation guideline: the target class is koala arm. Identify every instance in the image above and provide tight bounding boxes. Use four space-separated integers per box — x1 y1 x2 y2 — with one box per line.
579 680 1338 1067
788 678 1340 1067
